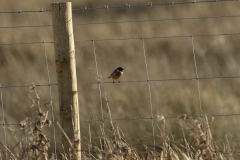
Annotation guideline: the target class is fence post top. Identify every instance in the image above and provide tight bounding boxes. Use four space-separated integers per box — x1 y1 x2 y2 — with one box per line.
51 2 72 5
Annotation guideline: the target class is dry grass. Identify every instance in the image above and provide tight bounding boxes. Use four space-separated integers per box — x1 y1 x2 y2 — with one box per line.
1 85 240 159
1 0 240 159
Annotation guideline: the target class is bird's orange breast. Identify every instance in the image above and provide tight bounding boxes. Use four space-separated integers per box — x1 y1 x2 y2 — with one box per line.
111 71 123 80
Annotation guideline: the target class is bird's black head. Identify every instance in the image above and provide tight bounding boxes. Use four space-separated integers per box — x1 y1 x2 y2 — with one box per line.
117 67 124 71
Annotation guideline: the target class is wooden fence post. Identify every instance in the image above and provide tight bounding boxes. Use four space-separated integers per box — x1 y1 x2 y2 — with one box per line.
51 2 81 159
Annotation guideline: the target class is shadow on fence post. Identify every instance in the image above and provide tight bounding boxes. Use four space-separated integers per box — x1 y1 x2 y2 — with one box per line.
51 2 81 159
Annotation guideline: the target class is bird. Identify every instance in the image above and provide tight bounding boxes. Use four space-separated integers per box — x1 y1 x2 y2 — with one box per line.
108 67 124 83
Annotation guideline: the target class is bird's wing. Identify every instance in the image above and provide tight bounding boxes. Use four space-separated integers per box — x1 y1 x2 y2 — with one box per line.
108 69 117 78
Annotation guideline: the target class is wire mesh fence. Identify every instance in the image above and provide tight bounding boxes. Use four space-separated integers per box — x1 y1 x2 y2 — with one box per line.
1 0 240 159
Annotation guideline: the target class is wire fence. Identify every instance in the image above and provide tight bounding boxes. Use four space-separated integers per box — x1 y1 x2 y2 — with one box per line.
0 0 238 14
1 32 240 46
0 7 240 124
1 14 240 29
1 1 240 159
0 34 240 120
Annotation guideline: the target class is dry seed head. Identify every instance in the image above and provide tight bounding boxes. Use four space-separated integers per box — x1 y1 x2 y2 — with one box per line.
178 114 187 120
20 117 31 128
29 86 35 92
157 114 165 121
44 101 52 108
109 126 114 132
197 123 201 129
191 119 199 125
35 95 40 100
210 117 214 123
45 119 52 126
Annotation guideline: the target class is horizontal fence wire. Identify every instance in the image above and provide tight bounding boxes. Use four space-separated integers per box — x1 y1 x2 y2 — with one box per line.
0 41 53 46
75 14 240 25
1 113 240 126
1 14 240 29
0 9 51 14
73 0 239 11
0 24 52 29
0 32 240 46
75 33 240 42
82 76 240 84
1 75 240 89
0 84 57 89
0 0 238 14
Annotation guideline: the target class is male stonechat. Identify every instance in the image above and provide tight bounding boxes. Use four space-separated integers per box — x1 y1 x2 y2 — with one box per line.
108 67 124 83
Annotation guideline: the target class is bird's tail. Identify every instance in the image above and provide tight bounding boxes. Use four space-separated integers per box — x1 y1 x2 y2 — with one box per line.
108 76 111 78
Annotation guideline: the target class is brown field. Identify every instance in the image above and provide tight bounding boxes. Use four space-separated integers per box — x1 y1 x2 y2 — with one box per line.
1 0 240 159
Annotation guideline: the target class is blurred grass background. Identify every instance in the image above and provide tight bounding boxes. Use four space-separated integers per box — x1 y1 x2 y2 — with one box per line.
1 0 240 154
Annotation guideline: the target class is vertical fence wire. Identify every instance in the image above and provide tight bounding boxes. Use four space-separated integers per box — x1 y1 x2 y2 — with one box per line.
43 42 57 158
0 84 8 159
191 36 203 117
141 38 156 147
92 40 106 148
88 124 92 157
